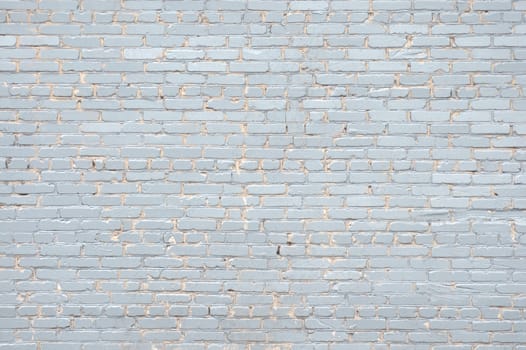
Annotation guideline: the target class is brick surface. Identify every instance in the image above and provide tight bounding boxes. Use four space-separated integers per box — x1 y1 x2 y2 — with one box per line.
0 0 525 348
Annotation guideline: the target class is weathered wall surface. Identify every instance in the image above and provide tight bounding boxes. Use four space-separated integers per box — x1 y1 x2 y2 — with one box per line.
0 0 525 348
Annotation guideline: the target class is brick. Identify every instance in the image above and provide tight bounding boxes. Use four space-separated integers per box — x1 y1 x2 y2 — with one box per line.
289 1 329 10
0 1 524 347
369 35 406 48
123 48 163 59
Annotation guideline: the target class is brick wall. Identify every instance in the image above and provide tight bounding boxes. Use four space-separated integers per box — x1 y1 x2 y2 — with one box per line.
1 0 525 348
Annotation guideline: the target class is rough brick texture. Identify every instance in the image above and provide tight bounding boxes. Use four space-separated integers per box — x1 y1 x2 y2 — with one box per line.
0 0 525 348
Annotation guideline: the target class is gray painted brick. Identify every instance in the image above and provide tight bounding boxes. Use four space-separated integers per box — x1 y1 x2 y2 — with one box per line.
0 1 524 348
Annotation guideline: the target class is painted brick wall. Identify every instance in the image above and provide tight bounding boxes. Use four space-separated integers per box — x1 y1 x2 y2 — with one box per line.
0 0 525 348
